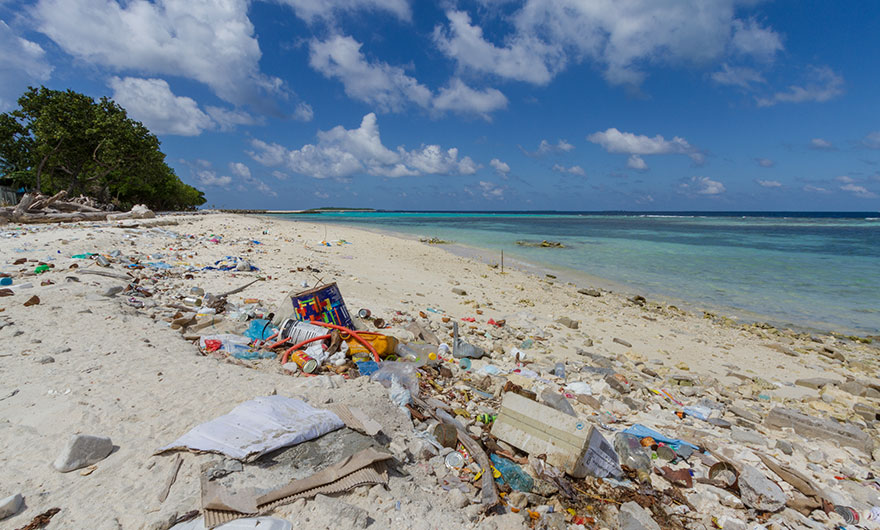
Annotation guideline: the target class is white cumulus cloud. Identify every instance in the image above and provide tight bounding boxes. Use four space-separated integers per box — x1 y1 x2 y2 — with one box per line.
433 1 784 88
588 128 703 165
757 180 782 188
490 158 510 174
0 20 54 111
627 155 648 170
803 185 829 193
682 176 725 195
248 113 477 179
310 35 506 118
755 158 775 167
309 35 432 113
34 0 282 106
196 170 233 188
840 183 878 198
756 66 843 107
809 138 834 150
552 164 585 176
275 0 411 23
108 77 213 136
433 78 507 118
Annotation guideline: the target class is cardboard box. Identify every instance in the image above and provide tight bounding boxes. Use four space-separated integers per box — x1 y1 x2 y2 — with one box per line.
490 392 620 478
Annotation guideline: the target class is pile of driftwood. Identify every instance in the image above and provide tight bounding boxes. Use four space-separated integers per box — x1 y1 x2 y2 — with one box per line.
0 191 154 224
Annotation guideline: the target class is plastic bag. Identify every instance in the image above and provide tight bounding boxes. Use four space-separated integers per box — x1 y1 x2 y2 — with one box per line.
388 377 412 408
490 454 534 492
370 361 419 397
244 319 276 341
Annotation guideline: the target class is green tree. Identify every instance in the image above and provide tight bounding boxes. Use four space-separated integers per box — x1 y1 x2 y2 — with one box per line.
0 86 205 210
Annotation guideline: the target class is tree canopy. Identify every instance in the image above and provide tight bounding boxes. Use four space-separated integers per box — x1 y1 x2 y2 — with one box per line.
0 86 205 210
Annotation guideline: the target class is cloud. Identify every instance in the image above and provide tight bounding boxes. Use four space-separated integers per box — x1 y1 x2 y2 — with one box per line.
433 78 508 118
108 77 213 136
731 19 783 61
627 155 648 170
275 0 411 23
755 158 775 168
588 128 703 164
479 180 505 199
0 20 54 111
34 0 281 106
840 183 878 198
293 102 314 122
524 139 574 157
248 113 478 179
433 2 783 88
309 35 432 113
309 35 506 118
711 64 765 89
206 106 262 131
196 169 233 188
271 170 289 180
803 185 829 193
552 164 586 176
834 175 854 184
229 162 251 179
490 158 510 174
756 66 843 107
863 132 880 150
809 138 835 150
682 176 725 195
757 179 782 188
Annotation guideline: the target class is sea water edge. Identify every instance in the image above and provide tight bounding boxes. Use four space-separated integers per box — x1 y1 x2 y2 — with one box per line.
268 211 880 337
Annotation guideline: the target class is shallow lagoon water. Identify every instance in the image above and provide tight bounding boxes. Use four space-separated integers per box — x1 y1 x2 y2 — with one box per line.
275 212 880 334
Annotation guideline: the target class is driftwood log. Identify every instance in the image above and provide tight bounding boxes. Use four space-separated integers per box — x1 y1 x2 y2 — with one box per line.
2 192 121 224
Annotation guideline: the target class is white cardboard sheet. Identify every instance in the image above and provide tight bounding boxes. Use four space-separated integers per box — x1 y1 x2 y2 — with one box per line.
158 395 344 461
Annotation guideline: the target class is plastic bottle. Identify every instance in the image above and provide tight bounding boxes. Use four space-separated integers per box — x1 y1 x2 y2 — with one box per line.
489 454 534 492
553 362 566 379
541 389 577 417
613 433 652 476
96 255 110 267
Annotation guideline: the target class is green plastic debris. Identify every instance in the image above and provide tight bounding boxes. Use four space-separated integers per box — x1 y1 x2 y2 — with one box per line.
34 264 50 274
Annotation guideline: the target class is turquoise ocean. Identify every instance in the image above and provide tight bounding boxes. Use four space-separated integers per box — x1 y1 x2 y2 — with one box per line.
273 212 880 335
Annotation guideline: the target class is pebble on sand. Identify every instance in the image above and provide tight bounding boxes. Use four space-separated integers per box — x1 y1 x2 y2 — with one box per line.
53 434 114 473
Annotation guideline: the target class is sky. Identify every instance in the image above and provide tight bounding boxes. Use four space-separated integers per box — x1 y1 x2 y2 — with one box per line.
1 0 879 211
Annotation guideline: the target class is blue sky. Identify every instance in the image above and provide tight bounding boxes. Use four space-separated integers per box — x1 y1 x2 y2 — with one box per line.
2 0 879 210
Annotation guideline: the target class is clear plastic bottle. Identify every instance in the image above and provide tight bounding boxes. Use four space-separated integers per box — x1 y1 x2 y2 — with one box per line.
613 433 652 477
541 389 577 417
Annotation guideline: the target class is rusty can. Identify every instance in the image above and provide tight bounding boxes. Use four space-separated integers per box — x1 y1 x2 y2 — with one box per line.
358 308 371 319
373 318 386 329
289 350 318 373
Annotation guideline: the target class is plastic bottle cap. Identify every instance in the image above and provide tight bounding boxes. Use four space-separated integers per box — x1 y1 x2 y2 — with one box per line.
428 352 437 361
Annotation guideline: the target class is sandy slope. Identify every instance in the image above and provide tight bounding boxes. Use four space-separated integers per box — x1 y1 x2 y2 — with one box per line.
0 213 877 529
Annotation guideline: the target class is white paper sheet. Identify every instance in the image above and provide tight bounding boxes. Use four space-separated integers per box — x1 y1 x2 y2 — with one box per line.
158 395 344 461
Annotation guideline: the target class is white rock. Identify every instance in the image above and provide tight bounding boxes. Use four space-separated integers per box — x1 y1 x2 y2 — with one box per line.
618 501 661 530
53 434 113 472
0 493 23 520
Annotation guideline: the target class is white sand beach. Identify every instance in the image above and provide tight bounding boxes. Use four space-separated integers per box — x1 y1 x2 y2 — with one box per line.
1 212 878 529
